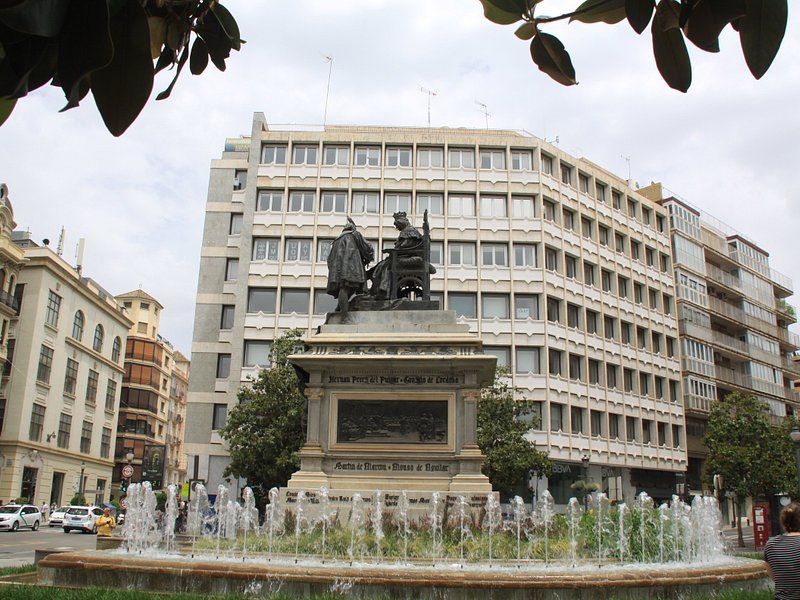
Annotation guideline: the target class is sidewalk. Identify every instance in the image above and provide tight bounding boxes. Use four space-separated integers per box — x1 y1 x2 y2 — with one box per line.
721 524 756 552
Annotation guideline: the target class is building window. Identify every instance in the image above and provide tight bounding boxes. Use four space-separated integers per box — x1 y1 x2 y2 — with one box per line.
482 294 509 319
384 193 412 214
515 348 540 374
57 412 71 448
639 372 650 396
480 148 506 170
663 294 673 314
247 288 276 313
284 239 313 262
221 305 235 329
37 345 54 383
626 416 638 442
448 194 476 217
591 410 603 437
542 198 558 223
609 413 620 438
261 144 287 165
620 321 632 344
550 403 564 431
596 182 607 202
641 206 652 225
546 296 561 323
588 359 601 385
598 225 609 246
569 354 583 381
627 198 637 218
386 147 412 167
225 258 238 282
313 289 337 315
288 190 314 212
606 364 618 389
615 232 626 254
480 195 507 218
100 427 111 458
257 190 283 212
651 332 662 354
586 309 598 334
229 213 243 235
86 369 99 404
514 243 537 267
0 398 5 434
417 147 444 167
623 368 636 393
617 276 628 298
448 293 477 318
244 340 271 368
72 311 85 341
571 406 585 433
481 243 508 267
512 195 535 219
352 192 379 214
216 354 231 379
667 336 676 357
45 290 61 327
417 193 444 215
514 294 539 319
562 208 575 231
548 348 563 376
540 153 553 174
251 238 279 261
92 325 104 352
105 380 117 412
292 144 318 165
281 289 310 314
581 216 593 239
354 146 380 166
634 282 644 304
636 327 648 350
485 346 510 367
30 404 46 442
323 145 349 165
80 420 93 453
212 403 228 430
603 316 615 340
601 269 613 292
320 191 346 213
642 419 653 444
565 255 578 279
111 337 122 363
560 163 573 186
578 173 590 194
64 358 79 396
511 149 532 170
545 247 559 271
583 261 596 286
137 322 147 334
672 424 682 447
448 242 476 266
429 241 443 265
567 303 581 329
448 147 475 169
630 240 641 261
657 422 667 446
655 376 665 399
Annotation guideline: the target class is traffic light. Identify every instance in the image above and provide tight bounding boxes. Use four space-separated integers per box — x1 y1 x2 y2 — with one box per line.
120 479 127 494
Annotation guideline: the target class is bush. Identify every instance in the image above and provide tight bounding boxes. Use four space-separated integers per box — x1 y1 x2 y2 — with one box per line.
70 495 87 506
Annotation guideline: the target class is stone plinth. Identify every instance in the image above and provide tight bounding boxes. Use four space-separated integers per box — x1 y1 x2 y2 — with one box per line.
286 309 496 503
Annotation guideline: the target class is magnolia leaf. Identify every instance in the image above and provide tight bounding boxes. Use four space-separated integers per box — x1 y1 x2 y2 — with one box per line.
0 97 15 126
738 0 787 79
530 32 577 86
652 0 691 91
0 0 68 37
155 44 188 101
196 11 232 71
58 76 90 112
683 0 747 52
189 35 209 75
570 0 626 24
515 22 536 40
154 45 174 75
91 0 153 136
148 17 166 60
479 0 524 25
626 0 655 33
212 3 242 51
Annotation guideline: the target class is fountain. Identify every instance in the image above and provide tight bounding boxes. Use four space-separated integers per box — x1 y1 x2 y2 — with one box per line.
37 483 768 598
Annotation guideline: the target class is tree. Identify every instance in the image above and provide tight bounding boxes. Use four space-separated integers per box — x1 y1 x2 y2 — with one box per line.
0 0 242 135
704 391 797 547
219 329 306 509
480 0 788 92
477 367 551 499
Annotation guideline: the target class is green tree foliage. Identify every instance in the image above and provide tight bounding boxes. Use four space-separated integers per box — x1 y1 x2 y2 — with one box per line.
219 329 306 508
479 0 788 92
704 391 797 545
477 367 551 499
0 0 242 135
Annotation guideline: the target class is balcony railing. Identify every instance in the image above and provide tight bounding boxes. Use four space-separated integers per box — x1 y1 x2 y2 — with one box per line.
0 290 19 312
776 328 800 350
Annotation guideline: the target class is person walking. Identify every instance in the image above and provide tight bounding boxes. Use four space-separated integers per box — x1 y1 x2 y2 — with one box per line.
40 502 49 524
96 507 116 537
764 502 800 600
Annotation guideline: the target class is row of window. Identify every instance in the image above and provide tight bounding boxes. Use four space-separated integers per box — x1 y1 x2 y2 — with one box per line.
29 403 112 457
45 291 123 362
36 346 118 413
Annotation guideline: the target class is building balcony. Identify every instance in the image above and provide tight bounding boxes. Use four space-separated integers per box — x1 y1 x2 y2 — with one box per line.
704 263 742 295
776 299 797 324
776 327 800 351
0 290 19 313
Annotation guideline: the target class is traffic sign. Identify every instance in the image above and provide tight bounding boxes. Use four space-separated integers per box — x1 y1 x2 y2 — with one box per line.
122 465 133 478
120 497 127 509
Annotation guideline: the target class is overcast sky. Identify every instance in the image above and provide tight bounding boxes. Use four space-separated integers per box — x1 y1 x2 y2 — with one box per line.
2 1 798 354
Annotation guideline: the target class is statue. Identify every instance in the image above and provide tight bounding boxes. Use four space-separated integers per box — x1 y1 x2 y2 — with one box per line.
326 217 374 314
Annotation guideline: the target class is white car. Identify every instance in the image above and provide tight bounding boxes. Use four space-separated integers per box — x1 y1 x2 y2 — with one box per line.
48 506 71 527
0 504 42 531
63 505 104 534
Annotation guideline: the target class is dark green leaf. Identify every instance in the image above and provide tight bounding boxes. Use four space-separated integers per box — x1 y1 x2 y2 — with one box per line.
189 35 208 75
738 0 787 79
212 3 241 51
682 0 746 52
90 0 153 136
479 0 524 25
58 76 90 112
570 0 626 24
196 11 231 72
652 0 691 91
154 45 174 75
626 0 655 33
515 22 535 40
57 0 113 107
0 35 49 98
155 44 188 101
0 96 15 126
0 0 68 37
530 32 576 86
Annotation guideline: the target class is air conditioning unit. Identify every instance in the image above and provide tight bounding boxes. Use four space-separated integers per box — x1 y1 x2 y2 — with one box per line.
233 177 241 190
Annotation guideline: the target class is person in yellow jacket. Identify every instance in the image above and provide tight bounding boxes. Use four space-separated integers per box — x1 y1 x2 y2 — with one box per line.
96 507 116 537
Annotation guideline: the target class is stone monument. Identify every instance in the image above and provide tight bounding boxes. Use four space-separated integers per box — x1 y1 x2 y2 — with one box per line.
286 213 496 509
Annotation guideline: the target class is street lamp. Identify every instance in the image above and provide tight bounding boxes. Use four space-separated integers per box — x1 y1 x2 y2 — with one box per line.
78 461 86 501
581 455 590 510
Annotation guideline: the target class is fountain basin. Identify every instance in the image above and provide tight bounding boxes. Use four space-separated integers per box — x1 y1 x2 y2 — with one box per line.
38 550 769 599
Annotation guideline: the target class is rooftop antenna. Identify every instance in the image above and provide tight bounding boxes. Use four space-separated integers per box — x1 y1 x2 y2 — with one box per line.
322 54 333 127
621 155 631 181
475 101 491 129
420 86 437 127
75 238 85 275
56 226 65 256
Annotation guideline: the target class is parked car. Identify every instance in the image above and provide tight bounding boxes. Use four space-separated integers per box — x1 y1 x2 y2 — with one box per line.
48 506 71 528
0 504 42 531
63 505 104 534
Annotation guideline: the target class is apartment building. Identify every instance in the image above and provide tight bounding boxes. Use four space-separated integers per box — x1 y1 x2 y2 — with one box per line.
639 185 800 494
0 223 131 507
113 290 189 496
185 113 694 504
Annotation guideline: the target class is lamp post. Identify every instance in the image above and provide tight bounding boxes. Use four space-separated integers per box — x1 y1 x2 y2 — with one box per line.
78 461 85 501
790 417 800 494
581 455 590 511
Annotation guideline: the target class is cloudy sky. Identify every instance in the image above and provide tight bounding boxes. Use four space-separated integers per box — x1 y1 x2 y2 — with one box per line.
3 1 799 354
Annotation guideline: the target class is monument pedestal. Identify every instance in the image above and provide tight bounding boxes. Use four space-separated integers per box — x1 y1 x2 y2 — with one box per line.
286 309 496 509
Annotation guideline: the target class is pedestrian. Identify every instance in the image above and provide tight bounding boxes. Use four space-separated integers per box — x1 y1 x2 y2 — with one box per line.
41 502 49 523
764 502 800 600
95 507 116 537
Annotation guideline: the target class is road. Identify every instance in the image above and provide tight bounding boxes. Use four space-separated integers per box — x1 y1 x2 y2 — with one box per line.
0 523 98 568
